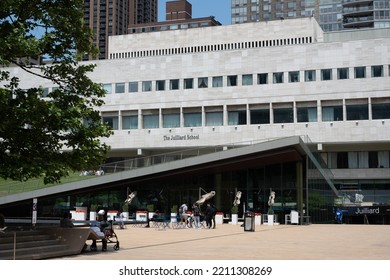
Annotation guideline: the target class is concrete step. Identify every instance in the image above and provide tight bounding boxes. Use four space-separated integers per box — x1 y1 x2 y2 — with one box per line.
0 227 94 260
0 233 53 245
0 243 72 260
0 238 61 251
0 229 75 260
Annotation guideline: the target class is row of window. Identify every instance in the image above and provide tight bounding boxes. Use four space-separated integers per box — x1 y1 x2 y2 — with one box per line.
128 21 214 34
327 151 390 169
109 36 313 59
101 64 389 94
101 98 390 130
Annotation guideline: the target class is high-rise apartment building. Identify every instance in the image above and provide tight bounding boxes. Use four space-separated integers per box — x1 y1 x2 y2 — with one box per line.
318 0 343 32
83 0 157 60
231 0 390 32
128 0 158 27
343 0 390 30
128 0 221 34
83 0 130 60
231 0 313 24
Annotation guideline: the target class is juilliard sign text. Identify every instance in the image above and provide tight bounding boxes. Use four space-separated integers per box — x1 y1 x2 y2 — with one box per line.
163 134 200 141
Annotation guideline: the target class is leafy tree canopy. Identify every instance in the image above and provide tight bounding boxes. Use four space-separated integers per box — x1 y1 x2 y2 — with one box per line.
0 0 112 184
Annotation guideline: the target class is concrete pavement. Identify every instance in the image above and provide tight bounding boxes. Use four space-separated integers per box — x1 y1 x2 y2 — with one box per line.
57 223 390 260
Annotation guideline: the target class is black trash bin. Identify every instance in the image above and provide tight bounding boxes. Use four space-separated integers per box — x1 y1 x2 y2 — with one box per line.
244 212 255 232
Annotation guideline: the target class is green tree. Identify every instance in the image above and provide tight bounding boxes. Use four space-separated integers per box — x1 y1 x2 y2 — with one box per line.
0 0 112 184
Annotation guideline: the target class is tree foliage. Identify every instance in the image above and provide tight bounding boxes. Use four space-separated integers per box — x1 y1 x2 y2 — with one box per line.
0 0 112 184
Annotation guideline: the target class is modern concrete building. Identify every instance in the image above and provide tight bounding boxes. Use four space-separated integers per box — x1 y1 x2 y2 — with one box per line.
1 18 390 224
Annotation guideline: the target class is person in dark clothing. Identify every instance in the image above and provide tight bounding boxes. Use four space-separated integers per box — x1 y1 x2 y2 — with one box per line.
60 212 74 228
335 208 343 224
205 203 214 229
211 204 217 229
192 204 201 229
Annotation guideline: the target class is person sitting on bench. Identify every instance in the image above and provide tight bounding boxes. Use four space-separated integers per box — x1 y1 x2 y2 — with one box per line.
60 212 74 228
91 210 108 251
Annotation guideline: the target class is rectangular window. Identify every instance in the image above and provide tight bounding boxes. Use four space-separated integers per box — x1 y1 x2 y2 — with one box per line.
184 78 194 89
297 107 317 122
379 151 390 168
273 72 284 83
129 82 138 93
354 66 366 79
103 83 112 94
115 83 125 93
289 71 300 83
337 68 349 80
212 76 223 87
184 112 202 127
371 65 383 77
305 70 316 82
205 112 223 126
322 106 343 121
348 152 358 168
163 113 180 128
273 107 293 123
242 74 253 86
198 77 208 88
122 115 138 129
337 152 349 168
102 116 118 130
227 75 238 86
257 73 268 84
156 80 165 91
170 79 179 90
288 11 296 17
250 109 270 124
321 69 332 81
142 81 152 92
288 2 296 8
228 110 247 125
42 88 49 98
369 151 379 168
372 103 390 119
143 114 159 129
346 104 368 120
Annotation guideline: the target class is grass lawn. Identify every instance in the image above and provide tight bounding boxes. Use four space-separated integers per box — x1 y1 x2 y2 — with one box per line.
0 172 93 197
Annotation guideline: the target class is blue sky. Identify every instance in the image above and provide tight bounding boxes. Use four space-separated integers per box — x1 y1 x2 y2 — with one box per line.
158 0 231 25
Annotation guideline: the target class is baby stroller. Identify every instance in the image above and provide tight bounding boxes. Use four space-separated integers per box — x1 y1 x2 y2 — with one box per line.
90 211 120 251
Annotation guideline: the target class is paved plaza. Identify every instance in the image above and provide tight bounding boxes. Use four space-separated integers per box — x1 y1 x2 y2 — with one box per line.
59 223 390 260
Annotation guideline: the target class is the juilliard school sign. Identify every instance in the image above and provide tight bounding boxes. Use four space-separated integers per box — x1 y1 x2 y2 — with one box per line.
163 134 200 141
